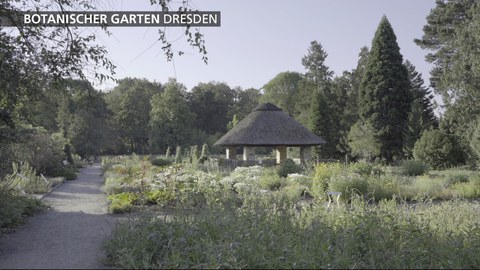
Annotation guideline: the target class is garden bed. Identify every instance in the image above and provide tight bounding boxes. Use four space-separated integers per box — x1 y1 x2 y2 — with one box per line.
101 156 480 268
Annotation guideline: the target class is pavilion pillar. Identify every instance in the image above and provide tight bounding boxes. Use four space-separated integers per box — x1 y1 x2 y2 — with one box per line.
226 147 237 160
276 146 287 164
300 146 312 164
243 146 255 161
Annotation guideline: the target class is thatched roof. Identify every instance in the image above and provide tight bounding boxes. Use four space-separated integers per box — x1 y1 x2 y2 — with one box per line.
214 103 326 147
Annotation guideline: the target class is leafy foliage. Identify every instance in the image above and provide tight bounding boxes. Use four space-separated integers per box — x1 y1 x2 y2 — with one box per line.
347 121 381 160
0 190 45 235
188 82 235 135
415 0 479 164
277 158 302 178
311 162 343 199
151 158 173 167
106 78 162 154
149 79 193 153
399 159 429 176
328 172 369 200
261 71 303 117
413 129 465 169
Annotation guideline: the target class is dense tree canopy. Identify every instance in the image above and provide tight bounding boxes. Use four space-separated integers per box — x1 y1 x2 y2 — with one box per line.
149 79 194 154
415 0 480 165
105 78 162 154
261 72 303 117
188 82 235 135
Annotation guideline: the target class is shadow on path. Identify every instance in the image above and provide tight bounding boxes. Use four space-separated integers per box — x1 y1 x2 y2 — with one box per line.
0 164 117 269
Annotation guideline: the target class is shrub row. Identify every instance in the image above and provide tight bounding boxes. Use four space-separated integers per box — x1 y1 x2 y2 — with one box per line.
312 162 480 201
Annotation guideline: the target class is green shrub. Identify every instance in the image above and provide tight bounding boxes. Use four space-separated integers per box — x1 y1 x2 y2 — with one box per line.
451 174 480 199
311 162 343 199
348 161 385 176
277 158 302 178
445 173 470 187
409 175 445 200
280 183 309 202
413 129 465 169
286 174 312 188
260 171 287 191
107 192 138 214
151 158 173 167
451 182 480 199
400 159 428 176
0 190 45 234
49 167 77 180
11 129 65 174
63 167 77 180
145 189 177 206
328 172 369 200
367 176 400 201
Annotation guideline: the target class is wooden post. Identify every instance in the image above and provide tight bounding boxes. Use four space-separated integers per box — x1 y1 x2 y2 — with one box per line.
243 146 254 161
276 146 287 164
226 147 237 160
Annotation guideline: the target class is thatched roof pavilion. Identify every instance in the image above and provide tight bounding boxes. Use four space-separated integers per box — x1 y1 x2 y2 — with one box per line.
214 103 326 164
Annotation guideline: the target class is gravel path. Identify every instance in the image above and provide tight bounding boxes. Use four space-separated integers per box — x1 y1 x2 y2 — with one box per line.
0 164 116 269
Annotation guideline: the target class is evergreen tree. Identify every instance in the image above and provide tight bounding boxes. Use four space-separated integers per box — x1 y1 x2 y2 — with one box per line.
404 60 437 129
310 86 336 159
414 0 476 104
332 73 354 156
403 61 438 158
301 41 334 86
302 40 338 158
346 46 370 127
359 16 412 162
403 99 425 158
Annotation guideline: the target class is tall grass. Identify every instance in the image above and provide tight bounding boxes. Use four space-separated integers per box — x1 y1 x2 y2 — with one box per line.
104 196 480 269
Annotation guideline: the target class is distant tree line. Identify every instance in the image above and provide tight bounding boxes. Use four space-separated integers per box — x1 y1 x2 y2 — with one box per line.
3 0 480 178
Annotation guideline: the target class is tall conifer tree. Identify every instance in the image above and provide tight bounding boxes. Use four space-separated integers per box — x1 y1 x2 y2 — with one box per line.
359 16 412 162
403 60 438 158
302 41 337 158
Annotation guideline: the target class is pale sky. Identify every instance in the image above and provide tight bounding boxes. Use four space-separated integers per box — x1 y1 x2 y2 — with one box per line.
93 0 437 93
